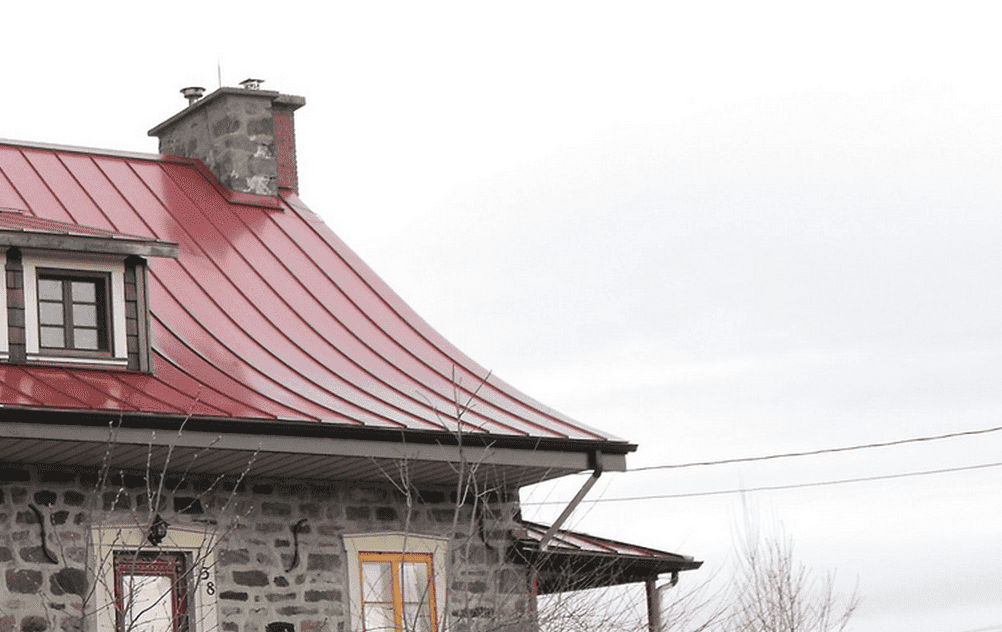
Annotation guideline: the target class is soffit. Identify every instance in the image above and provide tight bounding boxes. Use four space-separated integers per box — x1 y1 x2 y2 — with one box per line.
0 422 607 488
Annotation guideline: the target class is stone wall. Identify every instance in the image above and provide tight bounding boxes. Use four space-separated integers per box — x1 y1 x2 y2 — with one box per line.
1 463 533 632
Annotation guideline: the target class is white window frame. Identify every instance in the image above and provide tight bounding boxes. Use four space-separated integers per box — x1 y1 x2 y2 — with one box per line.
23 251 128 366
343 533 449 632
90 523 219 632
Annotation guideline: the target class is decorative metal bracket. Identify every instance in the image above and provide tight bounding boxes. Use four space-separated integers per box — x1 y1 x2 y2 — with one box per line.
285 519 309 572
28 504 58 564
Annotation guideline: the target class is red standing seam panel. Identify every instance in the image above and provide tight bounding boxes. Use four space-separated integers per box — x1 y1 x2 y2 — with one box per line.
0 142 622 446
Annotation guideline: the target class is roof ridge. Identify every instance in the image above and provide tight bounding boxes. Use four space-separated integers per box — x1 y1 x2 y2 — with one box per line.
0 138 174 163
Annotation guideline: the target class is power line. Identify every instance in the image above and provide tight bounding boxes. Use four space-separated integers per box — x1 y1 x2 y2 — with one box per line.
629 423 1002 472
522 460 1002 505
949 625 1002 632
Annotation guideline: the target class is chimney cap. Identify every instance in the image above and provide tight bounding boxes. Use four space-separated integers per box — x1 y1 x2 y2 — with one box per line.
240 78 265 90
180 86 206 106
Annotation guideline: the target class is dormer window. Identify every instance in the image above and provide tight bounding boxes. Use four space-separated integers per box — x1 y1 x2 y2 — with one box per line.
20 252 130 368
0 209 178 371
38 270 112 353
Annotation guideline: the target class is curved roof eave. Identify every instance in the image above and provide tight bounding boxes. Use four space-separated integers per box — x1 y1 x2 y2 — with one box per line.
0 140 633 455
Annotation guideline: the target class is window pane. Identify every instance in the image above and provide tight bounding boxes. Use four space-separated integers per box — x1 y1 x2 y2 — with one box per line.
401 562 429 604
74 328 99 350
121 574 174 632
40 326 65 348
39 278 63 301
402 603 432 632
39 302 64 325
71 281 97 302
361 562 393 602
362 604 395 632
73 304 98 326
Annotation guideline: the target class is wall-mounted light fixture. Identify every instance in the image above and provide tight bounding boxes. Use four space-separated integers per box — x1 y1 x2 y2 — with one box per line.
147 514 170 546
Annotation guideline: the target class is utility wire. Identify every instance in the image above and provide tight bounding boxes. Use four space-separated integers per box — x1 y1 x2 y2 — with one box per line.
522 460 1002 505
949 625 1002 632
629 423 1002 472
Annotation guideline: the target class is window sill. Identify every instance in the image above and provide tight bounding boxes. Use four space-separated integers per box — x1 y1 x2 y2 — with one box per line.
25 353 129 369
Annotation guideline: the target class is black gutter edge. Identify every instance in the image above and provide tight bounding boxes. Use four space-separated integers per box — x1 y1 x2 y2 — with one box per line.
0 408 638 456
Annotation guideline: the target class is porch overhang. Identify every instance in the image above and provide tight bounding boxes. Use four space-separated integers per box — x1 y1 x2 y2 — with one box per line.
510 520 702 594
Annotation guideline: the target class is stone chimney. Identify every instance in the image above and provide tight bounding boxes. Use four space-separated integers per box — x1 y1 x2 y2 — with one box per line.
148 81 306 196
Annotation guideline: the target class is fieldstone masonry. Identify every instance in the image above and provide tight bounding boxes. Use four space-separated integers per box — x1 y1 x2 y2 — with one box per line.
149 87 305 198
1 464 533 632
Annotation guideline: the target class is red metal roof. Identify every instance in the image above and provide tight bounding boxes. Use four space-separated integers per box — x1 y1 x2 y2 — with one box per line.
0 140 629 449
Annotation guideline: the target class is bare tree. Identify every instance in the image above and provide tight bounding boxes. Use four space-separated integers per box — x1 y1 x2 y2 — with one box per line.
533 513 859 632
727 520 858 632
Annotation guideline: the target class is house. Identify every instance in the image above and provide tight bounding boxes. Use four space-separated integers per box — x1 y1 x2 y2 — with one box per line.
0 82 700 632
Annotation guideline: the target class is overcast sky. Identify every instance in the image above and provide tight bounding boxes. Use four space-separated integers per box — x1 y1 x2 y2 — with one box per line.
6 2 1002 631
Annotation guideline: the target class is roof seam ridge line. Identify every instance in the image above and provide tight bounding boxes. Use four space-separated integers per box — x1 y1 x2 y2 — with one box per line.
43 152 112 231
55 153 120 232
274 206 579 439
149 309 331 422
149 349 276 419
280 195 578 433
20 367 97 410
218 196 505 434
280 200 496 381
0 163 29 212
147 256 424 431
139 164 400 425
53 367 140 412
150 315 298 421
19 148 81 225
91 156 160 239
117 162 353 422
0 148 70 224
0 366 46 407
153 164 453 433
104 368 194 417
149 348 263 418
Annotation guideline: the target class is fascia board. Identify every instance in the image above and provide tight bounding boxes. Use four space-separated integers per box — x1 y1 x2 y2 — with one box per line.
0 422 627 473
0 233 179 258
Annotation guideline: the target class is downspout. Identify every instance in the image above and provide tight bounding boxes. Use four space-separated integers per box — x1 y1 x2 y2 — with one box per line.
538 451 603 551
648 571 679 632
646 577 661 632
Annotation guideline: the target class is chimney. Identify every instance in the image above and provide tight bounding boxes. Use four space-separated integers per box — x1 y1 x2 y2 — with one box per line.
148 80 306 196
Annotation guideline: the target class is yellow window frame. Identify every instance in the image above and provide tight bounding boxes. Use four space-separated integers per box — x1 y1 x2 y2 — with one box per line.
358 552 436 632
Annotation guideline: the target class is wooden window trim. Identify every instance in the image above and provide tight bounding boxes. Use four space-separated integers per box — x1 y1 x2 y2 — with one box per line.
343 534 449 632
358 552 436 632
114 550 190 632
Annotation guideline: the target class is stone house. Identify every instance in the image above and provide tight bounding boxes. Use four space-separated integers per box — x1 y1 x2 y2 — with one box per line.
0 82 700 632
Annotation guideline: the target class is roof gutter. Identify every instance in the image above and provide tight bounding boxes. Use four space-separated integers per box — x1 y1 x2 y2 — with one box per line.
0 408 636 456
538 450 604 551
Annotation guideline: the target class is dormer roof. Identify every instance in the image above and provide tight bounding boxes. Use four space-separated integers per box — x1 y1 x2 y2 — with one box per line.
0 208 179 257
